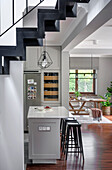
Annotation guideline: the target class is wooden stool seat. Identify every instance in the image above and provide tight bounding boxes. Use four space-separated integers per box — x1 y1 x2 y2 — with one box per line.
91 108 102 121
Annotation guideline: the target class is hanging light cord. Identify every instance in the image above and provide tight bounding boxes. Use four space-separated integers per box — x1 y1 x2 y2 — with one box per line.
91 54 93 70
44 37 46 52
38 35 53 69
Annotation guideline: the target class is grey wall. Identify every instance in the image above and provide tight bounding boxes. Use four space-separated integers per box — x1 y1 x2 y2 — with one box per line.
0 62 24 170
24 46 61 71
24 46 62 107
97 57 112 96
70 57 99 69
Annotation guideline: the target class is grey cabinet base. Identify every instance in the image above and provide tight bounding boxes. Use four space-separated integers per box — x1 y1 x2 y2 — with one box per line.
28 118 60 164
33 159 56 164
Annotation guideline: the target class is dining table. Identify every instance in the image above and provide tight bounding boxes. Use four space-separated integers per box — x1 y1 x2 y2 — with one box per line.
69 97 106 115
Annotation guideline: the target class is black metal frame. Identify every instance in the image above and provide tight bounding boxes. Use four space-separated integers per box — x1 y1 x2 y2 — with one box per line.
65 123 84 160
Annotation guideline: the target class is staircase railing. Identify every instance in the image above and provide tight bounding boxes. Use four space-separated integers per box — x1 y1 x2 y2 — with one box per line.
0 0 44 37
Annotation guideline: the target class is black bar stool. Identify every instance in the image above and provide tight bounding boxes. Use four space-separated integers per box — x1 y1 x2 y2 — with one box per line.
65 122 84 160
60 118 63 132
61 117 78 153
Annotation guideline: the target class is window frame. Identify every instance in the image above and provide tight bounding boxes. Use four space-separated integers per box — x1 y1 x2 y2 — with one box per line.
69 69 96 95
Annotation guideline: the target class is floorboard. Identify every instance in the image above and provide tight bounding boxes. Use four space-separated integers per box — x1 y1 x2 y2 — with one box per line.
26 124 112 170
104 115 112 121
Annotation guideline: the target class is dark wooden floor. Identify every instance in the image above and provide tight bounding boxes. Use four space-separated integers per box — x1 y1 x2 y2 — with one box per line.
104 115 112 121
26 124 112 170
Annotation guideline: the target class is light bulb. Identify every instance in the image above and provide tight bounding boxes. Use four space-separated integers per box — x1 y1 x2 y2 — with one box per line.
42 58 47 68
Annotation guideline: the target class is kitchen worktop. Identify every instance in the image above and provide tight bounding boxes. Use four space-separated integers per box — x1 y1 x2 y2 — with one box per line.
28 106 69 119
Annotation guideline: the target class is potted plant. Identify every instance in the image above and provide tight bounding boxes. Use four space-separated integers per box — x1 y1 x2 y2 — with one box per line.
107 81 112 94
74 91 82 100
107 82 112 114
100 92 111 115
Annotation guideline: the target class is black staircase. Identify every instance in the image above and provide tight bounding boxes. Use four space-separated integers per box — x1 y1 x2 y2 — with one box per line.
0 0 90 75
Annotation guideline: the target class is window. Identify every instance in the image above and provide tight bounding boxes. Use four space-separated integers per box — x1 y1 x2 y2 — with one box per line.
69 70 96 94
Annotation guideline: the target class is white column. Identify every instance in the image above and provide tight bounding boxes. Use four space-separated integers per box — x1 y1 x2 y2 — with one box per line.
61 51 69 110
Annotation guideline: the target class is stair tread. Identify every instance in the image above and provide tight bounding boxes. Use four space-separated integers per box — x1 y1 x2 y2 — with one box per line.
75 0 90 2
0 46 16 49
38 9 59 13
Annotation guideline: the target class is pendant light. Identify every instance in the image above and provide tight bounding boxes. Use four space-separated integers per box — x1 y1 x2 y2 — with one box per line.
90 54 93 76
90 54 97 78
91 54 93 70
38 38 53 69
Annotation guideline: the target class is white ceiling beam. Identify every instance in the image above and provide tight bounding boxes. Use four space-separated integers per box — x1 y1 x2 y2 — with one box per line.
62 0 112 52
70 48 112 55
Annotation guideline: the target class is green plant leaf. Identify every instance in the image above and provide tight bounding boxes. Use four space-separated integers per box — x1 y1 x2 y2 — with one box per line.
99 92 111 106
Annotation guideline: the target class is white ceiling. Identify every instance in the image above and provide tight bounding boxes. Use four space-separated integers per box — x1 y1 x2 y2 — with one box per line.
70 18 112 57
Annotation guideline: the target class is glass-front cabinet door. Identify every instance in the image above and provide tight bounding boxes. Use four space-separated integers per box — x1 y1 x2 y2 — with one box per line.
42 71 60 103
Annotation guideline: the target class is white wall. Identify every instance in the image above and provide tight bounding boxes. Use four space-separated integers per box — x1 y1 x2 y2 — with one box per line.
0 22 23 46
61 51 69 110
0 0 12 34
0 61 24 170
0 0 1 34
0 0 25 45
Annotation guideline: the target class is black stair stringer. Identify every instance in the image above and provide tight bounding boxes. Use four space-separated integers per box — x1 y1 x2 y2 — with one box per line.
0 56 2 74
45 20 60 32
66 2 77 17
0 0 91 75
37 0 66 38
0 46 17 56
16 28 43 60
3 56 19 75
37 9 66 38
75 0 90 3
37 0 78 38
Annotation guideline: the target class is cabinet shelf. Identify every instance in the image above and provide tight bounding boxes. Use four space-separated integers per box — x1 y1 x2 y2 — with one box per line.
44 91 58 95
44 98 58 101
44 83 58 88
44 76 58 80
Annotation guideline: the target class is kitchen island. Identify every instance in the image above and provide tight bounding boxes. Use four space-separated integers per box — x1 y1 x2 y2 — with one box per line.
28 106 69 164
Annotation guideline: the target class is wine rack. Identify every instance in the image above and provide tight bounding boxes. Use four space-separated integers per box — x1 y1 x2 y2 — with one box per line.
44 72 59 101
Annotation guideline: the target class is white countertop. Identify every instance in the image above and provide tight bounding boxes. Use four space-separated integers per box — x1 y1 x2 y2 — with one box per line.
28 106 69 119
